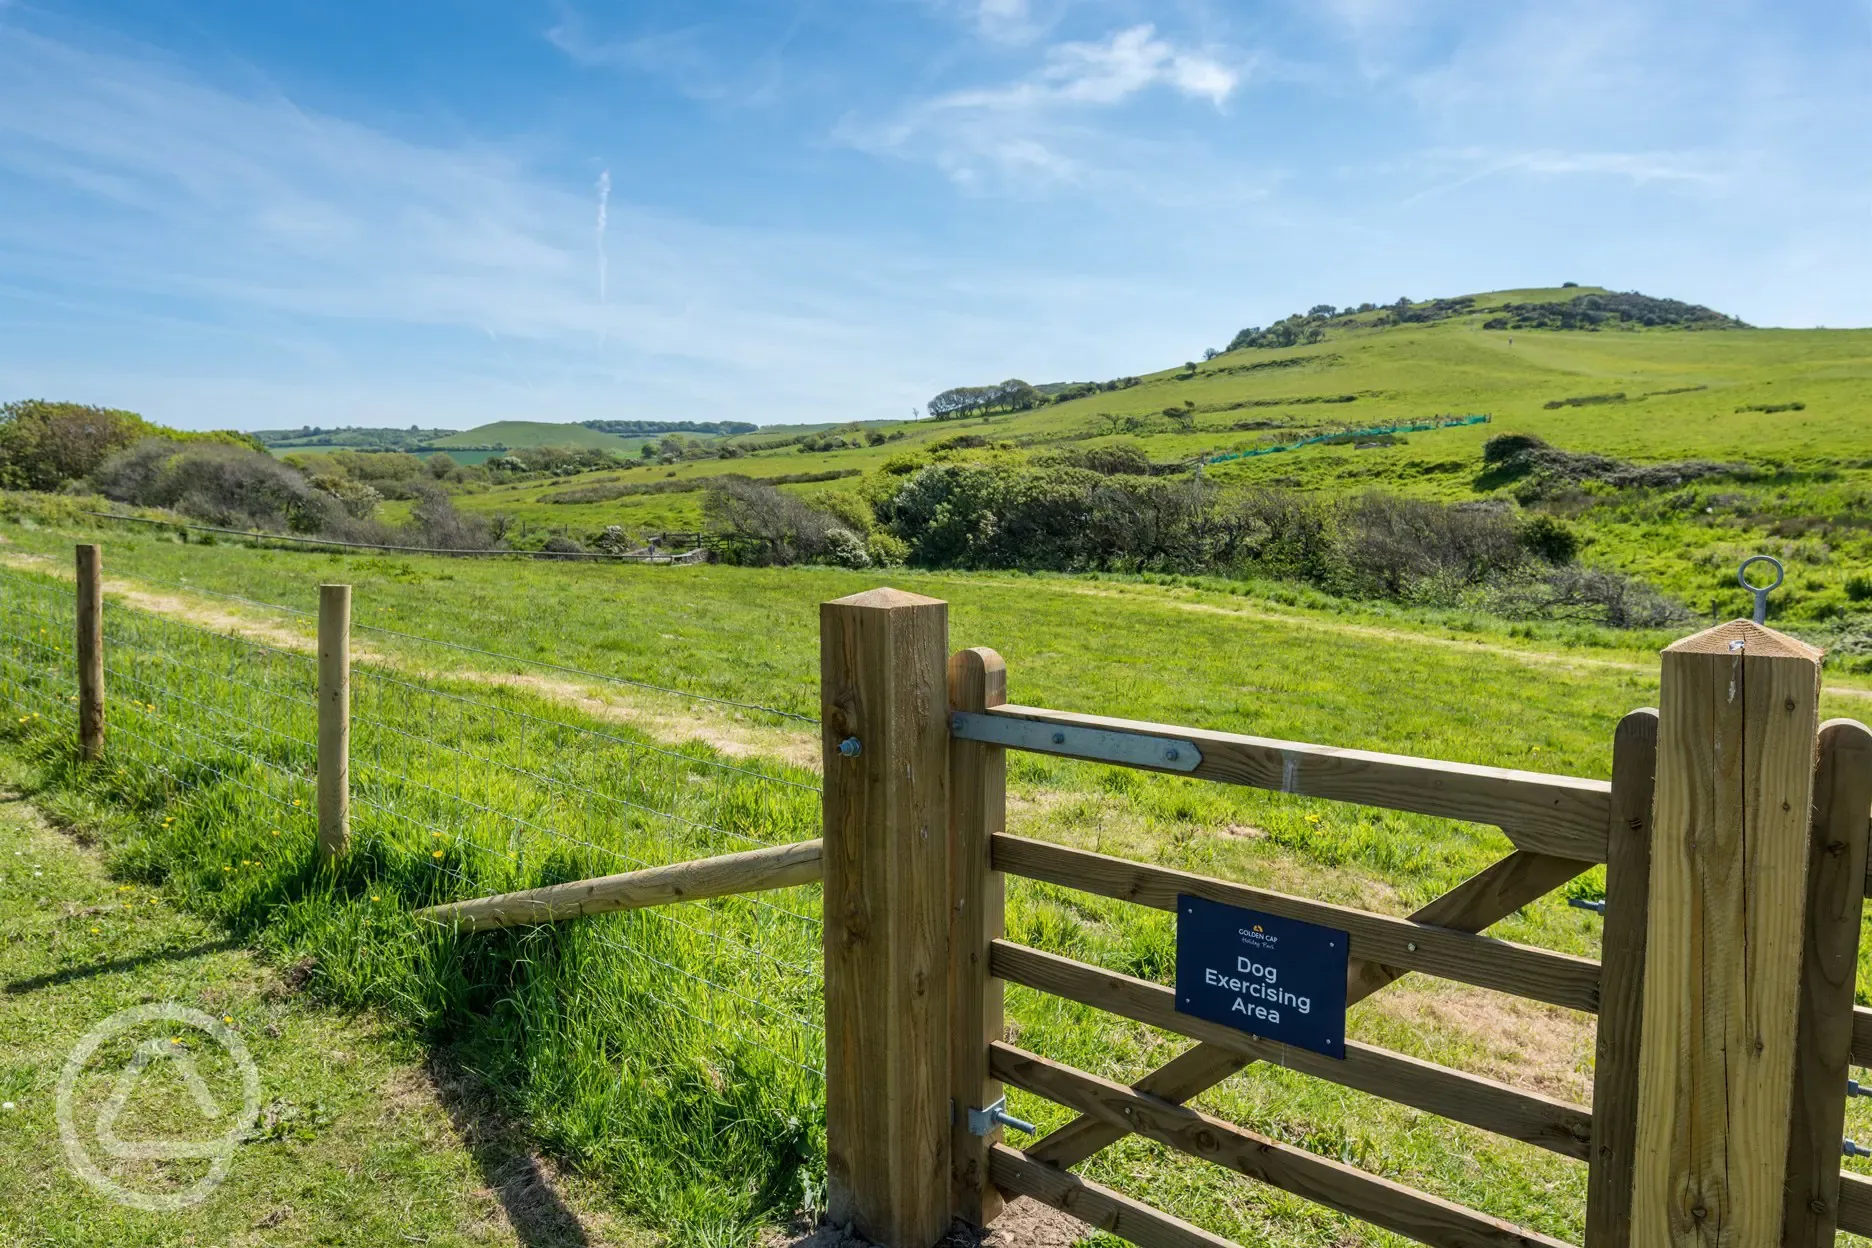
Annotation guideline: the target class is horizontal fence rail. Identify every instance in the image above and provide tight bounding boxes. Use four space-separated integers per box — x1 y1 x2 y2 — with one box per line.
989 1044 1571 1248
992 833 1602 1014
954 704 1613 861
416 838 824 932
990 939 1596 1161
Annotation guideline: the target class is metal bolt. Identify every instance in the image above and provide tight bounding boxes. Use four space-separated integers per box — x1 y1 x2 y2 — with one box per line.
1051 731 1066 745
1846 1139 1872 1159
1568 897 1607 915
1850 1079 1872 1099
1406 942 1417 953
837 737 862 758
1164 747 1180 762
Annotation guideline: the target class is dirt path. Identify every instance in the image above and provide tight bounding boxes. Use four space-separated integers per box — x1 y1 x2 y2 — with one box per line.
0 550 820 768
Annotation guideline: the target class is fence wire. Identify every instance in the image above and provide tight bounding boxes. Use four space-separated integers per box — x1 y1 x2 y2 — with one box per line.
0 565 825 1080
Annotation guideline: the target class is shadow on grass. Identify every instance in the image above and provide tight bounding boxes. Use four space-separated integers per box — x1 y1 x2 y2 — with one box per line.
3 936 241 994
422 1051 592 1248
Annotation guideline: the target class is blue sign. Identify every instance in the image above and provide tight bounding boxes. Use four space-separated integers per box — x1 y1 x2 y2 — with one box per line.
1175 894 1348 1060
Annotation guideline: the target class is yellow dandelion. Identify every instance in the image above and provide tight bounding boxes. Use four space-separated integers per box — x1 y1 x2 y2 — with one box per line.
431 831 442 838
291 798 301 807
431 850 443 859
223 865 232 872
170 1037 180 1045
371 894 381 902
222 1016 233 1025
90 927 100 934
271 830 280 837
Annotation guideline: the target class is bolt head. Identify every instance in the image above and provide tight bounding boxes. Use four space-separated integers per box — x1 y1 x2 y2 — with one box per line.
1051 731 1065 745
1164 748 1180 762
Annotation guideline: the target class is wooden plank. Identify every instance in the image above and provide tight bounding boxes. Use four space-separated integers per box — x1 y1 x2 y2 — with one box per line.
992 834 1600 1014
977 704 1611 861
1583 708 1659 1248
413 839 824 932
1839 1172 1872 1239
316 583 351 863
1782 719 1872 1247
1854 1007 1872 1067
820 587 952 1248
991 1045 1570 1248
75 544 104 762
1029 849 1594 1172
991 940 1593 1159
949 646 1009 1226
1632 620 1823 1248
987 1144 1236 1248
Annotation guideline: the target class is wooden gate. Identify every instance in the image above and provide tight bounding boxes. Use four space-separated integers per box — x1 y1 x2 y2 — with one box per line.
817 589 1872 1248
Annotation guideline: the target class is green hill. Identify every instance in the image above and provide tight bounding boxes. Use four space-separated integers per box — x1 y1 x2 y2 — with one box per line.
444 286 1871 626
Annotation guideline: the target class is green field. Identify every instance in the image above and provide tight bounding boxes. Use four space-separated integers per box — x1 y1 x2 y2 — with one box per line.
1 510 1871 1245
413 287 1870 624
427 422 687 454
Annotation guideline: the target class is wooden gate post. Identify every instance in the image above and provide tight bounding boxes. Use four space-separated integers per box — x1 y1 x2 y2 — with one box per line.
1780 718 1872 1245
317 584 351 863
949 647 1007 1227
1631 620 1824 1246
821 588 952 1247
1584 707 1659 1247
75 544 104 761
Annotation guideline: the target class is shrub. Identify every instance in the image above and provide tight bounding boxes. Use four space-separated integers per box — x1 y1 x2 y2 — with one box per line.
1517 513 1580 563
702 477 847 566
92 439 341 533
404 483 492 550
536 535 586 559
1847 574 1872 603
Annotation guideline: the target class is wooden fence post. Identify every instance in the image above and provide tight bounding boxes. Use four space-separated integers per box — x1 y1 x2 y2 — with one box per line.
949 646 1007 1227
75 544 105 762
1631 620 1824 1246
1780 718 1872 1246
821 588 952 1247
317 584 350 862
1584 707 1658 1246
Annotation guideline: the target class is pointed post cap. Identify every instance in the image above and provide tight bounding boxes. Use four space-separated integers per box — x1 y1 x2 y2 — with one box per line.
1664 618 1824 662
824 587 946 610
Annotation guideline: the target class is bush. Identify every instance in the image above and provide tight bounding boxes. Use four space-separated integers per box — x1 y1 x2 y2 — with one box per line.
536 535 585 559
0 400 155 491
1517 513 1580 563
404 483 492 550
92 439 341 533
702 477 847 566
1847 574 1872 603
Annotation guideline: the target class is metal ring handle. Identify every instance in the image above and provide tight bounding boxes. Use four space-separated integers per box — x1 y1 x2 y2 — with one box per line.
1738 555 1784 626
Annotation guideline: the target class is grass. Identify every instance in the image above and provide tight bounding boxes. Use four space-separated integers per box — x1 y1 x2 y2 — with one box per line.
0 515 1869 1245
0 757 653 1247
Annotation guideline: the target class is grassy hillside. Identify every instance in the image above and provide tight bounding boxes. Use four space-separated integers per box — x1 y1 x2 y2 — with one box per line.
440 286 1870 623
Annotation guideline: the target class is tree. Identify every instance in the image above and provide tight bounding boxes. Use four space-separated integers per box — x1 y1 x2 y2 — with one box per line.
1202 347 1220 361
0 400 150 491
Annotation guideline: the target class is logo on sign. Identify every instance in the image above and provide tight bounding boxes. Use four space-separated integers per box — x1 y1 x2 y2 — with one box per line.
1175 894 1349 1059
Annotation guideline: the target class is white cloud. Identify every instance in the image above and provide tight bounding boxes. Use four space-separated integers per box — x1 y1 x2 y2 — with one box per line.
843 24 1240 189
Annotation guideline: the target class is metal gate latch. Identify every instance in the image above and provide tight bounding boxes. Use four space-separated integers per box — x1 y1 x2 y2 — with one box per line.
967 1097 1036 1136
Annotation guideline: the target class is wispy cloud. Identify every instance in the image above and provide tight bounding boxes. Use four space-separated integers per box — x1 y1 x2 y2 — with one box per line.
842 23 1241 189
0 23 1214 428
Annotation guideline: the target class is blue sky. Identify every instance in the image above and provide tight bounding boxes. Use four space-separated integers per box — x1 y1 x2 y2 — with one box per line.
1 1 1868 432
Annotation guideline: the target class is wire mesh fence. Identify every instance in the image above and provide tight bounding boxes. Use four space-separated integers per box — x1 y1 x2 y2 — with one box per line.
0 563 826 1081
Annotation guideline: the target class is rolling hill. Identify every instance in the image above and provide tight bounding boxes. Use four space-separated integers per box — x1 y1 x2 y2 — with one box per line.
434 285 1871 626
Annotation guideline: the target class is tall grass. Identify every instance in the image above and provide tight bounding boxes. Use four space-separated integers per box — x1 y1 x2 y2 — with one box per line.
0 565 825 1245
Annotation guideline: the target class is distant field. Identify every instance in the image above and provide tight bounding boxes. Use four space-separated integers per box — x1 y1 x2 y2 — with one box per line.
427 421 682 453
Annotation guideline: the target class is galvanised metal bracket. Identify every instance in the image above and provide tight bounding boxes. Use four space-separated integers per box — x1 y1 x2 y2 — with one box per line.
950 713 1202 773
967 1096 1036 1137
